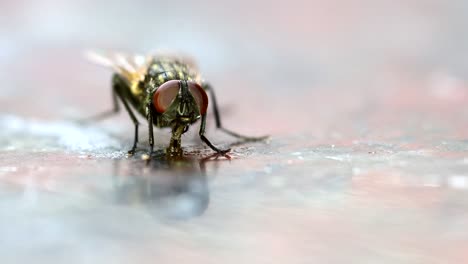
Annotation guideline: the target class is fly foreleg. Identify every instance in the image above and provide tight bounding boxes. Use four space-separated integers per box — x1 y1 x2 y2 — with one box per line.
202 83 269 141
146 103 154 157
199 114 231 156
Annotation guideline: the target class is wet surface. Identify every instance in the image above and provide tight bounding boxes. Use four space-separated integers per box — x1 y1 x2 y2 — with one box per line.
1 115 468 263
2 1 468 263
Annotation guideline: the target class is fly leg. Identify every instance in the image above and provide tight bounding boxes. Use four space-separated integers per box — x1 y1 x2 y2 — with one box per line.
116 92 139 156
87 90 120 121
199 114 231 156
80 75 140 155
146 103 154 157
112 77 139 156
203 83 269 141
79 76 121 123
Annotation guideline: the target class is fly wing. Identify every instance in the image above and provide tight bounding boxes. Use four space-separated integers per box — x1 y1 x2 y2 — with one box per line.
84 50 152 85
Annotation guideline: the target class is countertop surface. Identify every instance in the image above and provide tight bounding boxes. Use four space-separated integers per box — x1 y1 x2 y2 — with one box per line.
1 1 468 263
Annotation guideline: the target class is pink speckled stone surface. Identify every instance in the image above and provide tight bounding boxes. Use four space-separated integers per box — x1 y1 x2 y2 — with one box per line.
1 1 468 263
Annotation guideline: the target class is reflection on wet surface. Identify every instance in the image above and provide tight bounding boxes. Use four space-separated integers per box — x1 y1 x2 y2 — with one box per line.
2 0 468 262
1 129 468 263
112 153 213 219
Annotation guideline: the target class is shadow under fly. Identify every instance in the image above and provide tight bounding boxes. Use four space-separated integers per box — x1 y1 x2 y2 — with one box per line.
111 151 224 219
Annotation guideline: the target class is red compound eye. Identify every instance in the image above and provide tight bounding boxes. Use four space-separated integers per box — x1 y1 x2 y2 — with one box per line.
153 80 180 113
188 82 208 115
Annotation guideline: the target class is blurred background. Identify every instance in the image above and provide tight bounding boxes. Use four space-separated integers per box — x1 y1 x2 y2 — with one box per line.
2 0 467 136
1 1 468 263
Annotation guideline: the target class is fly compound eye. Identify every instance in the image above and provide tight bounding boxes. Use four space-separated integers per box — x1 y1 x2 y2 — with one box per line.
153 80 180 113
188 82 208 115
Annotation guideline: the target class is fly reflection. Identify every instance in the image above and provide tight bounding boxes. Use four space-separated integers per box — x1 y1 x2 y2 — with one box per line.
112 152 221 219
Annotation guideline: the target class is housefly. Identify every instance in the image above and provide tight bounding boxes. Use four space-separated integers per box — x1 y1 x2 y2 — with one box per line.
85 51 267 157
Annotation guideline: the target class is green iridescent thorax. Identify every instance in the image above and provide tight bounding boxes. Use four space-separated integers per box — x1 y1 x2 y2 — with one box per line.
124 58 202 115
143 59 202 128
146 59 201 87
